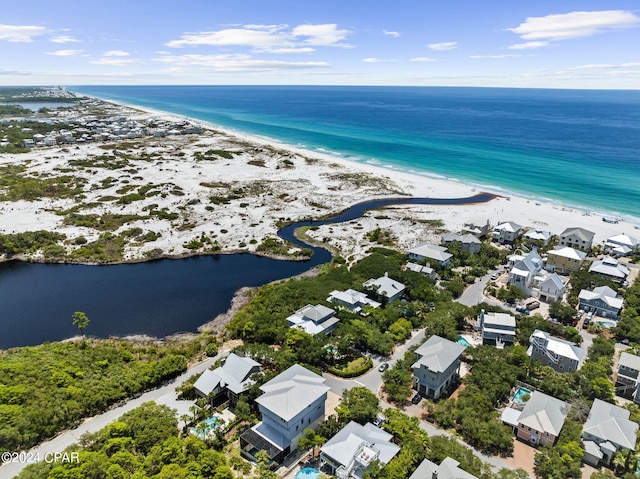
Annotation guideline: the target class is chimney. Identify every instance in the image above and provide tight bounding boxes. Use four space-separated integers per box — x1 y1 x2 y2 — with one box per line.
432 471 438 479
384 272 388 278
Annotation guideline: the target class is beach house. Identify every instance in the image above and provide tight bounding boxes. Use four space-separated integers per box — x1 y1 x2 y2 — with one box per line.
320 421 400 479
407 243 453 266
589 256 630 283
409 457 478 479
527 329 583 373
492 221 522 244
523 229 553 245
477 309 516 348
193 353 262 406
286 304 340 335
327 289 381 314
582 399 638 467
362 273 406 304
513 391 570 446
616 352 640 403
605 234 639 257
240 364 330 464
545 246 587 274
578 286 624 319
538 273 566 303
508 249 543 295
412 335 465 400
441 232 482 254
559 227 595 251
404 262 436 279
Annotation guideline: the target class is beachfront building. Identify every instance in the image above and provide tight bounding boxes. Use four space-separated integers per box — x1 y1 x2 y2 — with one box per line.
538 273 567 303
477 309 516 348
513 391 570 446
286 304 339 335
441 232 482 254
240 364 329 464
194 353 262 406
578 286 624 319
582 399 638 467
605 234 639 257
362 273 406 304
404 262 436 279
327 289 380 315
545 246 587 274
320 421 400 479
523 229 553 245
409 457 478 479
509 249 543 295
527 329 583 373
615 352 640 403
407 243 453 266
559 227 595 251
412 335 465 400
589 256 630 283
492 221 523 245
462 221 490 239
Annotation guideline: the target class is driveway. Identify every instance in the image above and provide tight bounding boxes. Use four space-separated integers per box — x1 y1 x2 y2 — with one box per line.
0 349 230 479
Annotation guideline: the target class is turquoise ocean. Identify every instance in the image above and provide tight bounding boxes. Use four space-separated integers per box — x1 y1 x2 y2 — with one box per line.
72 86 640 220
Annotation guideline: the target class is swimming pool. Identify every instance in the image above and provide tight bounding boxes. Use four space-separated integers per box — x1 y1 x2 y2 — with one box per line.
599 321 616 328
512 387 532 404
296 467 320 479
457 336 472 347
194 415 221 438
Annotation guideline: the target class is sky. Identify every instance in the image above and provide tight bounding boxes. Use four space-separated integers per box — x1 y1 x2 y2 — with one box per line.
1 0 640 89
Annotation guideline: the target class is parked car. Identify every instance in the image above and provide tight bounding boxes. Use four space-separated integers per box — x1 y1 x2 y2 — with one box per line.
411 393 423 405
586 311 594 320
526 300 540 310
491 272 499 280
515 306 530 315
373 416 385 427
378 362 389 372
583 319 590 329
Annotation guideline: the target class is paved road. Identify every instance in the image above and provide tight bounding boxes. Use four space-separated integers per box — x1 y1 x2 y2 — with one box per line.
0 350 230 479
457 269 504 307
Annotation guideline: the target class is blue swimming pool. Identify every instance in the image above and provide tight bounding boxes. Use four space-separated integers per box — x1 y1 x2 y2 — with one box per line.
512 387 532 404
194 416 221 438
457 336 472 347
296 467 320 479
599 321 616 328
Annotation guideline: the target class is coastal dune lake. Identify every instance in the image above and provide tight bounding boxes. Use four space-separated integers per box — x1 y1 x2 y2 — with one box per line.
0 194 492 349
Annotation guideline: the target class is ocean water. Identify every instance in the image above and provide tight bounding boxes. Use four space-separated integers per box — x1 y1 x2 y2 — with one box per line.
72 86 640 219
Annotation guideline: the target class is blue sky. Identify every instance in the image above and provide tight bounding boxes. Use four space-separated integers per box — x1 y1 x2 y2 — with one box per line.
1 0 639 88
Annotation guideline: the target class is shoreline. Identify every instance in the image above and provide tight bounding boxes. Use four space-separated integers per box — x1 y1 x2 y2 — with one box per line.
74 90 640 224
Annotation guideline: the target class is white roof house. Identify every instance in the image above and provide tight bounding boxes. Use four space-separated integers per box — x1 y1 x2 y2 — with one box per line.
327 289 380 314
477 310 516 348
409 457 478 479
527 329 583 372
548 246 588 262
493 221 523 244
413 335 466 374
404 262 435 278
605 234 639 256
408 243 453 266
194 353 261 400
517 391 570 437
578 286 624 319
320 422 400 479
286 304 339 335
560 227 596 250
539 273 566 302
524 229 553 244
589 257 630 281
363 273 406 303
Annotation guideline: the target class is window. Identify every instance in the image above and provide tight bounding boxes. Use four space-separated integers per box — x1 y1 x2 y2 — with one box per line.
528 427 531 432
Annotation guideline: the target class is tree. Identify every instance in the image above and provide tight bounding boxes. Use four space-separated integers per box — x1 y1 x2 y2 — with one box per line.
72 311 90 339
336 387 379 425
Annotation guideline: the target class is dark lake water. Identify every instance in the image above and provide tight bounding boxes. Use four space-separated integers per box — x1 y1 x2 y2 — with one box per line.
0 193 493 349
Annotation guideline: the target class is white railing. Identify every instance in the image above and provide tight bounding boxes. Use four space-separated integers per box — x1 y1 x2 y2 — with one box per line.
531 336 559 364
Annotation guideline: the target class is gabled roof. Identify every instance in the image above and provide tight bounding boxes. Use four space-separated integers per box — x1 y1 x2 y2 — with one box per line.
529 329 583 362
517 391 570 436
412 335 465 373
441 232 461 242
327 289 381 309
193 353 261 395
320 422 400 470
589 257 630 279
607 234 639 248
619 352 640 372
363 273 406 299
257 364 329 421
540 273 565 291
524 229 552 241
460 233 482 244
512 249 543 275
548 246 587 261
583 399 638 450
405 262 434 275
561 227 595 242
578 287 624 309
494 221 522 233
409 457 478 479
408 243 453 262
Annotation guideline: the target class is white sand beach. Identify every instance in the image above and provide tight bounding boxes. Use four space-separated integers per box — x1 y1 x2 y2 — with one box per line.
0 98 637 264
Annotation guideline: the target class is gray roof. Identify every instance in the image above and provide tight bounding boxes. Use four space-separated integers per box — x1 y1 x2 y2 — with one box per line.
257 364 329 421
524 229 552 241
529 329 583 362
409 457 478 479
412 335 465 373
548 246 587 261
578 287 624 309
363 273 406 299
320 421 400 470
481 311 516 328
561 227 595 242
583 440 604 459
589 257 630 279
301 304 335 322
494 221 522 233
408 243 453 262
460 233 481 244
194 353 261 395
619 352 640 372
583 399 638 450
540 273 565 291
517 391 570 436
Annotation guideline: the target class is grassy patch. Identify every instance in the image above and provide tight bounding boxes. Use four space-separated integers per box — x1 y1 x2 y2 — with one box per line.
69 233 126 262
0 230 67 256
69 154 130 170
0 165 86 201
193 149 234 161
63 212 148 231
256 236 312 259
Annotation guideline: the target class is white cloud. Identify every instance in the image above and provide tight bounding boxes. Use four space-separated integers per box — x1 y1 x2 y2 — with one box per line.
91 57 139 66
49 35 79 44
508 10 639 41
166 23 350 51
470 54 524 59
410 57 436 62
103 50 130 57
508 41 549 50
573 62 640 70
154 53 329 72
383 30 400 38
428 41 457 51
47 49 83 56
0 24 47 42
362 57 383 63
